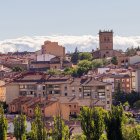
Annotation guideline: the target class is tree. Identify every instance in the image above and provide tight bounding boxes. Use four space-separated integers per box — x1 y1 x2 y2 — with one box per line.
77 60 92 76
105 105 124 140
71 47 79 64
80 107 106 140
0 105 7 140
126 46 137 56
92 107 106 140
92 59 103 69
12 66 23 72
79 52 92 61
14 114 27 140
52 115 69 140
47 69 61 75
30 106 47 140
123 125 140 140
71 134 86 140
133 100 140 109
80 107 94 140
111 56 118 65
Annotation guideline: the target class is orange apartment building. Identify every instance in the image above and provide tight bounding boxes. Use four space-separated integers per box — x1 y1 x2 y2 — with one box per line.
30 41 72 71
42 41 65 58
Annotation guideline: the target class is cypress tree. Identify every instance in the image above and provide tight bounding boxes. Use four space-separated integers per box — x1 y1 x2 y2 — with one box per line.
0 105 8 140
14 114 27 140
105 105 124 140
30 106 47 140
52 115 69 140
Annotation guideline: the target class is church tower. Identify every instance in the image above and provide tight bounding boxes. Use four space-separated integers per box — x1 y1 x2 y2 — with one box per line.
99 30 113 51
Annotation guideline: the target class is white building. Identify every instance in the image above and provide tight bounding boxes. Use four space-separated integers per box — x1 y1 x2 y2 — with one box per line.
135 69 140 92
97 68 110 74
37 54 55 61
129 55 140 65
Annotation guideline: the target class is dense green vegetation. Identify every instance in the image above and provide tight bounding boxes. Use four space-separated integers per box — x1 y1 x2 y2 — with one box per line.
126 46 140 56
114 90 140 108
14 114 27 140
1 104 140 140
111 56 118 65
64 59 105 77
12 66 23 72
0 105 8 140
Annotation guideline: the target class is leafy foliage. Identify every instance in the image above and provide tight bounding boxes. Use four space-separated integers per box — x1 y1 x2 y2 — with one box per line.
133 100 140 109
111 56 118 65
12 66 23 72
14 114 27 140
105 105 124 140
0 105 7 140
71 47 79 64
114 90 140 107
77 60 92 76
92 59 104 69
123 125 140 140
80 107 106 140
29 106 47 140
48 69 62 75
52 115 69 140
79 52 92 61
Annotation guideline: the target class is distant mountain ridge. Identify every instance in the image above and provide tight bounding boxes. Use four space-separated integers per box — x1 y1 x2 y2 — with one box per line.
0 35 140 53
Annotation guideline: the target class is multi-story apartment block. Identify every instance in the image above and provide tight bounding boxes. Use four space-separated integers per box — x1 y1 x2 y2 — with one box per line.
4 72 112 111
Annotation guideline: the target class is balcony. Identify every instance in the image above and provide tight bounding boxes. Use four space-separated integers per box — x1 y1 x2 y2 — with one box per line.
98 89 105 92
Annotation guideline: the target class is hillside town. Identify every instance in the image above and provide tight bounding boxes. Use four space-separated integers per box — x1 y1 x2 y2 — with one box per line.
1 30 140 139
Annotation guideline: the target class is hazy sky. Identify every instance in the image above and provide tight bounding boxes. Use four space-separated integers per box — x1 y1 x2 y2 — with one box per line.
0 0 140 40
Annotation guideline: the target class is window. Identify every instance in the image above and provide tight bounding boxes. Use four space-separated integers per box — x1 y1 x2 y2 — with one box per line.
64 86 67 90
126 79 129 82
106 86 109 91
42 110 44 113
69 105 71 108
107 95 110 98
74 105 76 108
107 101 110 104
30 110 32 113
65 93 67 96
98 86 105 90
79 88 82 92
20 85 27 89
72 87 75 92
43 86 46 90
30 91 33 95
126 84 130 88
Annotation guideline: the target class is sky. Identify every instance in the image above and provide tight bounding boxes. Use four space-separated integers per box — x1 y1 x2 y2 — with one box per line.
0 0 140 40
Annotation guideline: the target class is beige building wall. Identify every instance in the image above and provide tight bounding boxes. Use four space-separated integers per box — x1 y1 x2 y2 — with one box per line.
44 102 70 120
105 85 112 110
5 84 19 104
0 80 6 102
42 41 65 58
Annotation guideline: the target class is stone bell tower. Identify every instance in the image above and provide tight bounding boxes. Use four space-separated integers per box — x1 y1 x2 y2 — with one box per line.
99 30 113 51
